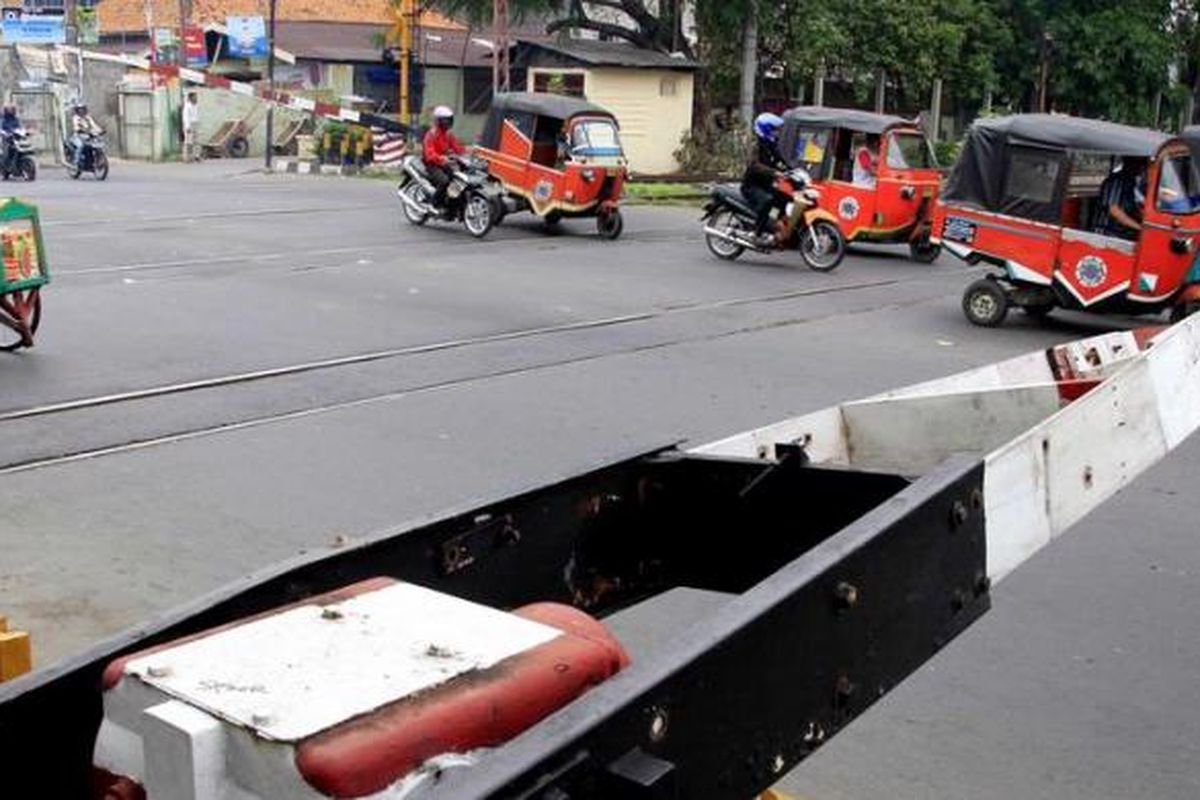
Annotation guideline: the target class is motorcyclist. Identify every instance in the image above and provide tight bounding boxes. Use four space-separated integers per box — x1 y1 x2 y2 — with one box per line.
740 113 791 245
1 105 21 169
423 105 466 210
71 103 103 171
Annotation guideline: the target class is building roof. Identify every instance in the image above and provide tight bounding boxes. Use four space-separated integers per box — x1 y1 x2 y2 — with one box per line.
515 39 699 70
272 21 514 67
98 0 462 34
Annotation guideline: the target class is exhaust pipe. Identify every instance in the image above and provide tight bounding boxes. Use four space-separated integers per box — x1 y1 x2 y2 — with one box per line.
398 186 433 216
703 225 763 251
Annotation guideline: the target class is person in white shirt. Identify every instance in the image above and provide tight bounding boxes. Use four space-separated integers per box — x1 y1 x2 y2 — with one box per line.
182 93 200 162
70 103 103 170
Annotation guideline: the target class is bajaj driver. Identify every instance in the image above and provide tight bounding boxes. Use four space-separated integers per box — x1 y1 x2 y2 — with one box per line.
423 105 466 210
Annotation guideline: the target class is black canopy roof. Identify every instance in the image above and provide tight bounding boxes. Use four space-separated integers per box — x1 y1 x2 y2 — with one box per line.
943 113 1172 222
781 106 915 135
490 92 615 122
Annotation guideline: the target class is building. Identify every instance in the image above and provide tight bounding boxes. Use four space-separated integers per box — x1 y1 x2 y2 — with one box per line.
512 39 698 175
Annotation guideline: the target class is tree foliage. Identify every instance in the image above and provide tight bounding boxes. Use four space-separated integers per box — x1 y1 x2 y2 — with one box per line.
427 0 1199 128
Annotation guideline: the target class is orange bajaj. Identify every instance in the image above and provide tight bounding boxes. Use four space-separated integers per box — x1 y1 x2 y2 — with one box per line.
776 107 944 262
933 114 1200 327
475 93 627 240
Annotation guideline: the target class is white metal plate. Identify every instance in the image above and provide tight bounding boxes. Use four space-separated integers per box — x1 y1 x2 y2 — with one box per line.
122 583 559 742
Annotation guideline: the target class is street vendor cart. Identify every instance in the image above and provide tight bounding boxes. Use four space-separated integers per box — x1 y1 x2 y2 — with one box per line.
0 198 47 351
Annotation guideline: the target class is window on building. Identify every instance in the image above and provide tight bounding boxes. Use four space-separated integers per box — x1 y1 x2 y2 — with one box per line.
533 72 585 98
463 68 493 115
660 77 677 97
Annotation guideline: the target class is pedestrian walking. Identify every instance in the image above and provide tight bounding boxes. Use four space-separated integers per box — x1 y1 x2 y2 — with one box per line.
182 93 200 162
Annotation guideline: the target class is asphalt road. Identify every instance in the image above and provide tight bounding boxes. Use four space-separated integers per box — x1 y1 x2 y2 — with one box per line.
1 161 1197 799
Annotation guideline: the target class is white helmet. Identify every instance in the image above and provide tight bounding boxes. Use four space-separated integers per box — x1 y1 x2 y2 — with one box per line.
433 105 454 127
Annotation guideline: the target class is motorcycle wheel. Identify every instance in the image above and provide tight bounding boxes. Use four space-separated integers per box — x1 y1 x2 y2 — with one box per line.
800 220 846 272
20 157 36 182
704 209 746 261
463 192 495 238
400 183 431 226
94 152 109 181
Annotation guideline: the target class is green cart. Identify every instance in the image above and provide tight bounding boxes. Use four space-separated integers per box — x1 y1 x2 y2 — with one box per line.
0 198 48 351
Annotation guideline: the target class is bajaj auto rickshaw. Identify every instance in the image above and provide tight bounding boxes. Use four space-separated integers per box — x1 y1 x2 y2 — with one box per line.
933 114 1200 327
475 93 627 240
777 107 943 262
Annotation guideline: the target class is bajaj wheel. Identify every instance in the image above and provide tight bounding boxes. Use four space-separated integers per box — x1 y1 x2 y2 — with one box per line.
400 183 430 226
962 278 1010 327
597 209 624 241
94 152 109 181
1170 301 1200 324
463 192 495 238
704 209 745 261
800 220 845 272
909 238 941 264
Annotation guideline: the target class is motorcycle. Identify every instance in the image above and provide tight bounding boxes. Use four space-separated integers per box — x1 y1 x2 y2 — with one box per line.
64 133 109 181
701 167 847 272
397 153 503 239
0 128 37 182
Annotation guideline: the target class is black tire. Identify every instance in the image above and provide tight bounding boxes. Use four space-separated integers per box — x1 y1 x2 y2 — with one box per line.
542 211 562 229
463 191 495 238
597 209 624 240
800 220 846 272
1021 303 1055 321
227 136 250 159
962 279 1010 327
704 208 746 261
909 238 941 264
400 183 430 226
20 157 36 182
1170 302 1200 324
94 152 109 181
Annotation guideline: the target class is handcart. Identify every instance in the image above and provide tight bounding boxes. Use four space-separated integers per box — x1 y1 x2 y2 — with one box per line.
0 198 48 352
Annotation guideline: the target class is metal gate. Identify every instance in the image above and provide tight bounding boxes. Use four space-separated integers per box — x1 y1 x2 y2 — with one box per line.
118 88 157 160
9 90 60 160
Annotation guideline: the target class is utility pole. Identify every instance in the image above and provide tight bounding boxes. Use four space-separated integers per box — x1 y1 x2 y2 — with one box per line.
177 0 191 65
395 0 417 127
493 0 510 94
264 0 277 170
1036 32 1053 113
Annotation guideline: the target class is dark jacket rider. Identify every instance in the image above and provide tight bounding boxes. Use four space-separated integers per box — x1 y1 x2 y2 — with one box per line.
741 113 790 242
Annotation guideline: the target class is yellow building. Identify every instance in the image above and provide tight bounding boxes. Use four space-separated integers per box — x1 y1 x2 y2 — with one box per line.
513 40 698 176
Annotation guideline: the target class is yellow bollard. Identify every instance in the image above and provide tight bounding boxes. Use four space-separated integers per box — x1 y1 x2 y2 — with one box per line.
0 615 32 682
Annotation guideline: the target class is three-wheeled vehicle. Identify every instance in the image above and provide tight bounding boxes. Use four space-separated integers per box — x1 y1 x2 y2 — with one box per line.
475 93 628 240
932 114 1200 327
777 107 943 262
0 198 47 351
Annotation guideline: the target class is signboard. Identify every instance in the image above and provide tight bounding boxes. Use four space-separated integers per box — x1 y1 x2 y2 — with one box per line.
76 5 98 45
183 25 207 67
154 26 178 63
1 12 65 44
225 15 267 58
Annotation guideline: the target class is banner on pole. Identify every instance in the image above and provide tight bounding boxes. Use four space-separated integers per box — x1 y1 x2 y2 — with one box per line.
183 26 208 67
225 16 268 58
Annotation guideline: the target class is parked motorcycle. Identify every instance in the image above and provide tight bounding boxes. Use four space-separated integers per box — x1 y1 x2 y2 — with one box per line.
701 167 847 272
397 154 503 238
64 133 109 181
0 128 37 182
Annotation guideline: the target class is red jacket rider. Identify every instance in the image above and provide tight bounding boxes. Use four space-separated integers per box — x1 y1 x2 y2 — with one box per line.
423 105 465 206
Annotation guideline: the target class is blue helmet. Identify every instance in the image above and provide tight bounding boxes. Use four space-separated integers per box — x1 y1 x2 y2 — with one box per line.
754 112 784 143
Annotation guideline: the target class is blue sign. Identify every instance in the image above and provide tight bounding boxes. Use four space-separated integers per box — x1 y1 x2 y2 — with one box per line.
225 15 268 58
1 14 66 44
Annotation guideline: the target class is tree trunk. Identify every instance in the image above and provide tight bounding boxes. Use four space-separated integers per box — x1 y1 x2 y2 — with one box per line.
739 1 758 123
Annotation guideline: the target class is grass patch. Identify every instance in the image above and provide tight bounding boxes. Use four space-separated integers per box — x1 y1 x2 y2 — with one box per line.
623 181 709 204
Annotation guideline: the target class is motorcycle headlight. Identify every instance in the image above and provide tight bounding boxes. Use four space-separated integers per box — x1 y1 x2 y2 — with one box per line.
803 188 821 202
582 168 597 182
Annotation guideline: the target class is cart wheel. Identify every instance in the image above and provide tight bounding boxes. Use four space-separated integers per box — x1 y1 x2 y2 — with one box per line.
597 209 623 240
962 279 1010 327
94 152 109 181
228 136 250 159
909 238 941 264
0 289 42 352
1021 303 1055 321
